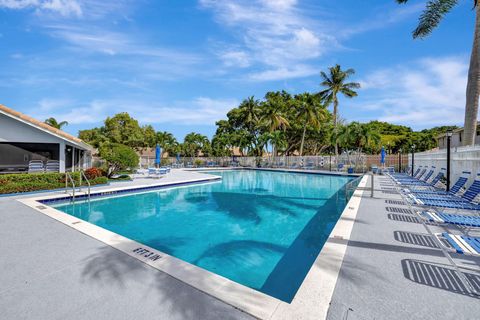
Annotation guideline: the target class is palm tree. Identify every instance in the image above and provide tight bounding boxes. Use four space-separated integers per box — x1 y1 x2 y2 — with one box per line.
319 65 360 156
294 93 326 156
44 117 68 129
183 132 209 157
397 0 479 146
260 96 290 157
156 131 178 156
238 96 260 134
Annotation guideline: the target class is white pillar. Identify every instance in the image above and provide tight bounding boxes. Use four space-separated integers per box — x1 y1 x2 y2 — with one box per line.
72 147 75 172
59 141 66 173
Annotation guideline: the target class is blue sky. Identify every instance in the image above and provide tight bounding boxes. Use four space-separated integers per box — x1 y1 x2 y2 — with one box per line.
0 0 476 140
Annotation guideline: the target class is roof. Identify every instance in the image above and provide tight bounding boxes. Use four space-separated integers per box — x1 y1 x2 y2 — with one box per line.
0 104 93 150
436 122 480 139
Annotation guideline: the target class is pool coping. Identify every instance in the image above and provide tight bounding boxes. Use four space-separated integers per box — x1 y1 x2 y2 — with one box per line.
18 171 368 320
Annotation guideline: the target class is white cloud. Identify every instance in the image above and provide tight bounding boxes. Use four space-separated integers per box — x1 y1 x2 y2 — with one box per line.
249 65 317 81
29 97 240 126
200 0 331 81
200 0 420 82
357 56 472 128
0 0 82 17
45 25 202 62
219 50 250 68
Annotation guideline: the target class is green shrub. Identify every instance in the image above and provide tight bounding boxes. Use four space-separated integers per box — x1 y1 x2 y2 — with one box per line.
194 159 203 167
160 159 171 166
99 143 139 177
0 173 108 194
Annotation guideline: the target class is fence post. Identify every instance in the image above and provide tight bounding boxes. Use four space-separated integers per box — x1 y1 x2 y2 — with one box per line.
370 172 374 197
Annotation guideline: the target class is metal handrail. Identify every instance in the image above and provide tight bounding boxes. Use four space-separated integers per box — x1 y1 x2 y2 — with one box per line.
65 172 76 201
80 170 91 200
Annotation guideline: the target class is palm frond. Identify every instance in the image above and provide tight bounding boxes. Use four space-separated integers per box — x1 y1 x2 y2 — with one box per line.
340 88 359 98
413 0 459 38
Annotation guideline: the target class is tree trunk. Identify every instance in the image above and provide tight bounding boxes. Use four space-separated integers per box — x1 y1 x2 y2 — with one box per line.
300 125 307 156
333 97 339 156
463 5 480 146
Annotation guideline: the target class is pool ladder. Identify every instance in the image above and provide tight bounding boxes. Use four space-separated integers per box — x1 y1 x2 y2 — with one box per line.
65 171 91 202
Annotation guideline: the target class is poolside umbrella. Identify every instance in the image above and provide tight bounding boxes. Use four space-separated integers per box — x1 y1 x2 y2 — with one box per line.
380 146 386 167
155 144 161 168
176 153 180 163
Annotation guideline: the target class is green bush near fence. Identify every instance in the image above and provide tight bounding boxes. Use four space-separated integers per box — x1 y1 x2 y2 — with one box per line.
0 172 108 194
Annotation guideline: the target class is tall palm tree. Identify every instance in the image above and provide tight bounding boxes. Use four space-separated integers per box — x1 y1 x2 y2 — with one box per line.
238 96 260 134
319 65 360 156
260 96 290 156
397 0 479 146
294 93 326 156
44 117 68 129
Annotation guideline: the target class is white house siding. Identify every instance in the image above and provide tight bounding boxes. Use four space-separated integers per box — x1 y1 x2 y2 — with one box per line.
0 113 89 172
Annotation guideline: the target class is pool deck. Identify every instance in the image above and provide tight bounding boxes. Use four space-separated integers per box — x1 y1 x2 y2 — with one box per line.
327 175 480 320
0 170 479 319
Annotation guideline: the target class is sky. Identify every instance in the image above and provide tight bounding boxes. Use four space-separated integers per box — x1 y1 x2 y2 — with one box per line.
0 0 476 140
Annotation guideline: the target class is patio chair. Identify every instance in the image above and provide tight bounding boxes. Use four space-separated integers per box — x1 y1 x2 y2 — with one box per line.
406 168 446 191
420 210 480 227
408 171 470 197
28 160 44 173
436 233 480 256
408 173 480 209
45 160 60 172
393 166 432 185
304 161 314 170
148 168 163 179
392 166 424 181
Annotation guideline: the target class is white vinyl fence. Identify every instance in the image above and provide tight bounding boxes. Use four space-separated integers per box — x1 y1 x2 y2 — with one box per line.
409 145 480 188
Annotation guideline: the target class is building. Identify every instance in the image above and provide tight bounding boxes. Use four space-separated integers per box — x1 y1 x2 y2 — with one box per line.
437 122 480 149
0 104 93 173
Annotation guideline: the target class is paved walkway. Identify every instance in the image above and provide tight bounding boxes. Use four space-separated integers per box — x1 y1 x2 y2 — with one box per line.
1 171 479 319
328 175 480 320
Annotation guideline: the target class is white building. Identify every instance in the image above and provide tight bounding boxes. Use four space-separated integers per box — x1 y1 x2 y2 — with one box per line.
437 123 480 149
0 104 93 173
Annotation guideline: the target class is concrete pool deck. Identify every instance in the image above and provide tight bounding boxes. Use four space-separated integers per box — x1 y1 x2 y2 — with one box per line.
0 170 479 319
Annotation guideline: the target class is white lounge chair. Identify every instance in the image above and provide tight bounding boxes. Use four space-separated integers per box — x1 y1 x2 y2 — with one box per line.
28 160 44 173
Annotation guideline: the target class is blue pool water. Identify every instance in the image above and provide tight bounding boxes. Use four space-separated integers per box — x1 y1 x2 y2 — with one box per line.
52 170 354 302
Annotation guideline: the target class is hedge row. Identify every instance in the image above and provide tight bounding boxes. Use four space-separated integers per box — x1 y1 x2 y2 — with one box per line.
0 172 108 194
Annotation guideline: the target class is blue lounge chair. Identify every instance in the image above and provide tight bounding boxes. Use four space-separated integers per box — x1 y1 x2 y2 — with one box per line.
438 233 480 255
406 168 445 191
410 171 469 195
395 167 434 185
420 210 480 227
409 174 480 209
304 161 314 170
393 166 426 182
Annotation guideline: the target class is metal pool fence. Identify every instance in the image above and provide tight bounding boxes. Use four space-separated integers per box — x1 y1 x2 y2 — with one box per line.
138 153 408 174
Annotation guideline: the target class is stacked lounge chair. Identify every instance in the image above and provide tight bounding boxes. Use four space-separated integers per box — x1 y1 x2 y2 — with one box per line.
45 160 60 172
28 160 44 173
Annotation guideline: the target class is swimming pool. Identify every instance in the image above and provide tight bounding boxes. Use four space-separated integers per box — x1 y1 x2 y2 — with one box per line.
51 170 354 302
